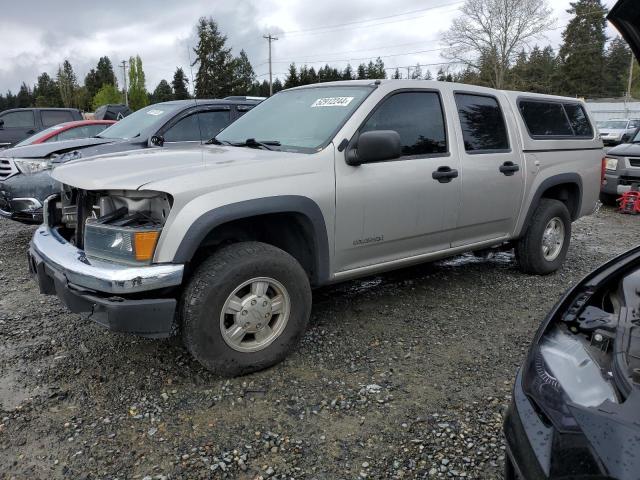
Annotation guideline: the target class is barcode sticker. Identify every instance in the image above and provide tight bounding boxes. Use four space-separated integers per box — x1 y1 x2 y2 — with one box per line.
311 97 354 108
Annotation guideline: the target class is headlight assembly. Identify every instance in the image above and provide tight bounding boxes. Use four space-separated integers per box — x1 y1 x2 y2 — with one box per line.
522 327 618 432
604 157 618 171
84 220 161 265
14 158 52 175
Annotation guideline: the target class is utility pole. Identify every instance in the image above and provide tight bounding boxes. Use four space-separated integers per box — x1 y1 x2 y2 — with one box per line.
120 60 129 106
263 34 278 96
406 66 412 79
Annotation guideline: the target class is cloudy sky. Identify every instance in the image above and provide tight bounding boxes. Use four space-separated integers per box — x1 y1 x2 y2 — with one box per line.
0 0 622 94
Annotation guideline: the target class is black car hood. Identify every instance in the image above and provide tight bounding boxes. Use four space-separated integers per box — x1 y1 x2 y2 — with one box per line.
606 142 640 156
609 0 640 62
0 137 115 159
569 391 640 480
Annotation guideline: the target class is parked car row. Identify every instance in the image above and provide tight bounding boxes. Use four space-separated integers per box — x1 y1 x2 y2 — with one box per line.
0 97 262 222
0 107 83 148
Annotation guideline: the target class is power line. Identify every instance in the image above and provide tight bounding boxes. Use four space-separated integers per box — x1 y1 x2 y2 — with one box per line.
278 0 464 36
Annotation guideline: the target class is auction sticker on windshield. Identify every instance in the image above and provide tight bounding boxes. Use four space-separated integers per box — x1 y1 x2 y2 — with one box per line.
311 97 354 108
147 109 165 116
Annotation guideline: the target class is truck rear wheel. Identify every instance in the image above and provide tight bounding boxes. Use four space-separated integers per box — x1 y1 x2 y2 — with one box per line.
515 199 571 275
181 242 311 376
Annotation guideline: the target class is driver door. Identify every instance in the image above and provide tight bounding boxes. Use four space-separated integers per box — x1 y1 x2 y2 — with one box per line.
334 90 460 273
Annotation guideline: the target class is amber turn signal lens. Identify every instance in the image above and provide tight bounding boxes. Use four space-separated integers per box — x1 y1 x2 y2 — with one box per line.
134 231 160 262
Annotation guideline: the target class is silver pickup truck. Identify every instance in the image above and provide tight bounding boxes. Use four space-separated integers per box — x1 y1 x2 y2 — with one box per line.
28 80 604 376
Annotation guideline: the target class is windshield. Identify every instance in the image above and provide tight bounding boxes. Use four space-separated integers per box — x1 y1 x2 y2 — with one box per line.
14 124 66 147
216 86 374 152
98 103 181 140
597 120 628 129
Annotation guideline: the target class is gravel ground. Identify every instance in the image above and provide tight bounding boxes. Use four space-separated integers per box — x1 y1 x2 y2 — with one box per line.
0 207 638 480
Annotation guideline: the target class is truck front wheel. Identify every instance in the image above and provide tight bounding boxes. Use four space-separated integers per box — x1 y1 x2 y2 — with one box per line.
181 242 311 376
515 199 571 275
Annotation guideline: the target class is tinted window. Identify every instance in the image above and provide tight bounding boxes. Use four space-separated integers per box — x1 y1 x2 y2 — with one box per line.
360 92 447 156
455 94 509 152
519 101 573 136
563 104 593 137
41 110 74 127
1 111 35 128
163 111 230 142
50 124 111 142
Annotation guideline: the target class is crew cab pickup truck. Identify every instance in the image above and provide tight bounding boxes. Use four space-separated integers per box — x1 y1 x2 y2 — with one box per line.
28 80 604 376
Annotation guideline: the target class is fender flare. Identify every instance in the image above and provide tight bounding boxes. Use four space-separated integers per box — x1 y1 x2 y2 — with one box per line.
518 173 583 237
172 196 331 285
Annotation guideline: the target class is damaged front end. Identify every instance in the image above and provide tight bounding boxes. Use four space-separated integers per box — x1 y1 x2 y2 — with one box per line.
28 187 183 338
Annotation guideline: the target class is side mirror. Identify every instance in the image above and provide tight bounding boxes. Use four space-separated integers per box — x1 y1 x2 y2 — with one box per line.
150 135 165 147
346 130 402 166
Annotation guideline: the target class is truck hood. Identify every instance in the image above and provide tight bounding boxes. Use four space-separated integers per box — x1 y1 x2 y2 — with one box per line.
0 137 114 159
608 0 640 62
599 128 626 135
51 145 312 192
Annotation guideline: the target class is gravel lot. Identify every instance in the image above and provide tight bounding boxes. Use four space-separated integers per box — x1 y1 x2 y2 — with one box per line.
0 207 638 480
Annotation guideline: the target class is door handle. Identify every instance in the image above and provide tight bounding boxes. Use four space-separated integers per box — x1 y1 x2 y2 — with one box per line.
432 166 459 183
499 161 519 176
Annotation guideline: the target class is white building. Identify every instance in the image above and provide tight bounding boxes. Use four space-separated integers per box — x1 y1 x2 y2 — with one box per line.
585 98 640 121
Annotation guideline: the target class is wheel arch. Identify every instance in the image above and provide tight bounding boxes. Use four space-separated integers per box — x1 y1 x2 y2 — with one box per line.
518 173 583 237
172 196 331 286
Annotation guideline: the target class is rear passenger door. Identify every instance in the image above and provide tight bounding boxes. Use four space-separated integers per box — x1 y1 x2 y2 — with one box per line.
0 110 37 147
40 110 74 128
334 89 460 272
451 92 524 246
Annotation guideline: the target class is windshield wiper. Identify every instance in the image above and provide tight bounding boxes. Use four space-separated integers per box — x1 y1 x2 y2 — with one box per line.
206 137 232 146
242 138 281 150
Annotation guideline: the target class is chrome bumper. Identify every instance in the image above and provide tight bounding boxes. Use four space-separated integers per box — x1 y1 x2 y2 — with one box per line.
30 225 184 294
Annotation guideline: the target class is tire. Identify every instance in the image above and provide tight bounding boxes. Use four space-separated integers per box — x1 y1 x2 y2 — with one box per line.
599 192 618 207
181 241 312 377
515 199 571 275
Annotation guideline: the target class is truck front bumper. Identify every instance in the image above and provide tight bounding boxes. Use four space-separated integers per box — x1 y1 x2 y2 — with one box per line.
28 225 185 338
602 168 640 196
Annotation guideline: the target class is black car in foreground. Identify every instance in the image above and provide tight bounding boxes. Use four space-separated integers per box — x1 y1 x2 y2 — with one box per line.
0 97 262 223
505 4 640 478
504 245 640 479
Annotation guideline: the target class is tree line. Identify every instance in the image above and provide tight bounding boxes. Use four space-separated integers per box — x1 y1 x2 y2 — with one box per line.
1 0 638 113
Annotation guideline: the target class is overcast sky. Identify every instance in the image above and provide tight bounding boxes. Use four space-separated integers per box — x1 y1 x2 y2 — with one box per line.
0 0 622 95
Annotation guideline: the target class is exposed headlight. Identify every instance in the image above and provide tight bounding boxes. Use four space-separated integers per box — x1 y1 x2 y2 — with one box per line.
84 221 161 265
14 158 51 175
605 157 618 171
50 150 82 164
523 327 617 432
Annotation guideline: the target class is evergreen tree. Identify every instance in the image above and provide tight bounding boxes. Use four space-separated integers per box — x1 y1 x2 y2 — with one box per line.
529 46 558 93
356 63 367 80
34 72 61 107
172 67 190 99
128 55 149 110
342 64 354 80
424 70 434 80
57 60 78 108
604 36 632 97
373 57 386 78
509 50 529 90
192 17 235 98
392 68 401 79
16 83 34 107
152 80 174 103
231 50 256 95
272 78 284 93
84 68 101 104
411 64 423 80
557 0 608 97
96 56 118 88
285 63 299 88
258 79 271 96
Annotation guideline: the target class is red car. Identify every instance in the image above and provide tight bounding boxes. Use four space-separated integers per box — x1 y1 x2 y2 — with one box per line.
13 120 116 147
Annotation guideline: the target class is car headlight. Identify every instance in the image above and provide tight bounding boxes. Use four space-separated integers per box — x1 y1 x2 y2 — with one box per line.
14 158 52 175
522 327 617 432
84 220 162 265
50 150 83 164
604 157 618 171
